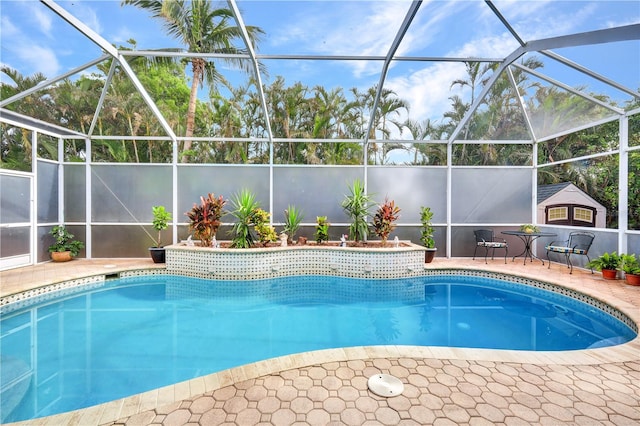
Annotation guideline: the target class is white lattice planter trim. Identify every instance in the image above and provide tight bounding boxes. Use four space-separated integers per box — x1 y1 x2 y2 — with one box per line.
165 242 428 280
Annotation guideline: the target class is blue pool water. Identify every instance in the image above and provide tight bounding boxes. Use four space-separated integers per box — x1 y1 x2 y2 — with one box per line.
1 274 636 422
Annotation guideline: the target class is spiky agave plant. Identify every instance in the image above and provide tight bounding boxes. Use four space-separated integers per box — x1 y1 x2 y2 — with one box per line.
229 189 260 248
283 204 304 244
341 179 374 243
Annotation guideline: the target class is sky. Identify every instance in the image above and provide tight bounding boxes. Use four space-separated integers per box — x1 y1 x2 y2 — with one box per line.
1 0 639 131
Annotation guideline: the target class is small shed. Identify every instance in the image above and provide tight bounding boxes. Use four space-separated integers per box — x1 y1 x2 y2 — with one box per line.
537 182 606 228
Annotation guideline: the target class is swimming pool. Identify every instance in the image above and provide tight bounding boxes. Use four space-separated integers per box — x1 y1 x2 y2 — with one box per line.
1 273 636 422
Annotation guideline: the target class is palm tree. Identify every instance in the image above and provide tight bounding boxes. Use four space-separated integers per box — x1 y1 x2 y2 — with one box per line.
402 118 447 165
1 66 56 168
121 0 264 162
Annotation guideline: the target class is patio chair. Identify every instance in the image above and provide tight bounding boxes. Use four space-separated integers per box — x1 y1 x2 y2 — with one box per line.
473 229 508 264
545 231 595 274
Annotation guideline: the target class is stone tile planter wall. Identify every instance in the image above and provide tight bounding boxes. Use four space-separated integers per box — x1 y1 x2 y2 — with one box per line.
165 242 428 280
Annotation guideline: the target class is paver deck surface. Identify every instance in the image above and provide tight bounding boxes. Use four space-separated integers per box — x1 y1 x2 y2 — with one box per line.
2 257 639 425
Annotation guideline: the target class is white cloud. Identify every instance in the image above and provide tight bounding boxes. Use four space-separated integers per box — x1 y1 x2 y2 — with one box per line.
71 2 103 35
0 13 60 77
387 62 467 127
22 45 61 77
1 15 19 37
29 3 53 38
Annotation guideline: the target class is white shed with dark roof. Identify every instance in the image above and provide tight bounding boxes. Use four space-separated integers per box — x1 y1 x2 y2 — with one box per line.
537 183 606 228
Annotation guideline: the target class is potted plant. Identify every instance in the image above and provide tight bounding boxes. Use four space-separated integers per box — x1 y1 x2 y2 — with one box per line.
283 205 304 244
587 251 622 280
620 253 640 286
48 225 84 262
519 224 540 234
341 179 374 243
149 205 172 263
186 193 227 247
420 206 437 263
315 216 330 244
372 197 401 245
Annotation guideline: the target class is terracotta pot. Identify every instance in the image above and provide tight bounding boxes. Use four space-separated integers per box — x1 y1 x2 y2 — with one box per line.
51 251 72 262
601 269 618 280
625 273 640 286
425 248 437 263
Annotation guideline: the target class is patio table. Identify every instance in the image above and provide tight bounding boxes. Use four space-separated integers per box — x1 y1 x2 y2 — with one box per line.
501 230 556 265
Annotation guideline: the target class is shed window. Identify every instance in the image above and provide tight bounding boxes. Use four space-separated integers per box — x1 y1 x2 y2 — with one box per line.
548 207 568 221
574 207 593 223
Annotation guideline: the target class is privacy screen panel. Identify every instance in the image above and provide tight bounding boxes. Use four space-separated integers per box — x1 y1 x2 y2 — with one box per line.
64 164 86 222
37 161 58 223
273 166 363 224
0 174 30 223
452 168 532 223
178 165 270 224
91 165 172 222
368 166 447 223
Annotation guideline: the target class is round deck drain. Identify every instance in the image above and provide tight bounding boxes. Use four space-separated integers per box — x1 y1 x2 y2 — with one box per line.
367 374 404 397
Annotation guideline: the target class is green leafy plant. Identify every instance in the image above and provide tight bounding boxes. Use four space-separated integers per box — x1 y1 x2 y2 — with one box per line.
230 189 260 248
253 208 278 246
315 216 330 244
283 205 304 244
186 193 226 247
372 197 401 244
48 225 84 257
151 205 172 248
587 251 622 271
341 179 374 243
620 253 640 275
519 224 540 233
420 206 435 248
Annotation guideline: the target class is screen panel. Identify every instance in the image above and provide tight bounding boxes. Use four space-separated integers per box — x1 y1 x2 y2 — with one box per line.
92 165 172 222
273 166 363 225
37 161 58 223
0 227 30 257
452 168 532 223
64 164 86 222
178 165 270 223
0 174 30 223
368 167 448 223
92 225 163 257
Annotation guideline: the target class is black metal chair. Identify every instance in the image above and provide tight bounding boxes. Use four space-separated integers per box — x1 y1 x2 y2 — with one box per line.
545 231 595 274
473 229 508 264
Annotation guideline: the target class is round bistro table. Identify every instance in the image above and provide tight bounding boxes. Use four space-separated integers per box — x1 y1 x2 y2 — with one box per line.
501 230 556 265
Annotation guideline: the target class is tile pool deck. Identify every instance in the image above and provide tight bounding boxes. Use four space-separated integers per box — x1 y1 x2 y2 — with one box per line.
1 257 639 425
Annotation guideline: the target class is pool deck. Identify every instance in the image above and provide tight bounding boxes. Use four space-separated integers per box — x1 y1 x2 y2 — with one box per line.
1 257 639 425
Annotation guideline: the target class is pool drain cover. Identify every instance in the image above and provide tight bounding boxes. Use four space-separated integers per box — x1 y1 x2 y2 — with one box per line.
367 374 404 397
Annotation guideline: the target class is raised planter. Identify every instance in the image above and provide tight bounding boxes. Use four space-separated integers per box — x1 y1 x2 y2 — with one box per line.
165 241 428 280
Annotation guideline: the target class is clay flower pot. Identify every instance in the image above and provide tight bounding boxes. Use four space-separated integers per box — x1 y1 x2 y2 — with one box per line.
51 251 72 262
625 274 640 286
601 269 618 280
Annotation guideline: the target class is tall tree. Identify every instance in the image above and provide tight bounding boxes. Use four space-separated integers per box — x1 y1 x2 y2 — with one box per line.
0 66 55 169
121 0 264 162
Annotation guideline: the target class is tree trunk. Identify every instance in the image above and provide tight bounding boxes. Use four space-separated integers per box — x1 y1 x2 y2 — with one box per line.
183 58 205 163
